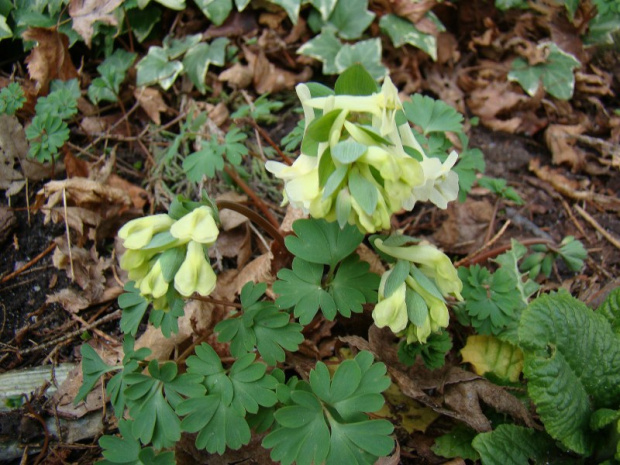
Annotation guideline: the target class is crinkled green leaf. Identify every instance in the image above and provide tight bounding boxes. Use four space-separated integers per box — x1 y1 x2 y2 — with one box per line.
508 42 581 100
326 0 374 39
215 282 304 365
432 424 480 461
285 218 364 267
0 82 25 115
472 424 573 465
460 334 523 382
597 286 620 336
404 94 464 135
379 14 437 60
334 39 387 81
518 291 620 455
136 46 183 90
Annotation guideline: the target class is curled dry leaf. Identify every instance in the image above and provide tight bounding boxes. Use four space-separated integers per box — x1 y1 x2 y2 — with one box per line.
391 0 437 24
22 28 78 94
545 123 587 170
134 87 169 125
434 198 495 255
69 0 123 47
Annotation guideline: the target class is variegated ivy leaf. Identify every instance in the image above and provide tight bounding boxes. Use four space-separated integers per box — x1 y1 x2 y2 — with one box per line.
194 0 233 26
308 0 337 20
379 14 437 61
325 0 374 40
0 14 12 40
138 0 186 9
335 38 387 81
136 46 183 90
269 0 302 24
508 42 580 100
297 27 341 74
183 38 229 93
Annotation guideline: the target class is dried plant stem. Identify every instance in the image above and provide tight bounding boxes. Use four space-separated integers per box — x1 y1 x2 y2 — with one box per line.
216 198 284 248
1 242 56 284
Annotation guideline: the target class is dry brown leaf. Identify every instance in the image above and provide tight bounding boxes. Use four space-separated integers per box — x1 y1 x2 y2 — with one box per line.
0 115 27 196
106 174 148 209
69 0 123 47
134 87 169 125
0 206 16 244
80 115 128 136
280 205 307 233
468 81 526 122
232 252 274 294
424 66 465 113
22 28 78 94
244 47 312 94
206 102 229 127
217 192 249 230
356 243 386 276
545 123 587 170
434 198 495 254
391 0 437 23
218 62 254 89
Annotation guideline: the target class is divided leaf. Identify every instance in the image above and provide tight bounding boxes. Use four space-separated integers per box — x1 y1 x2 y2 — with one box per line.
403 94 464 135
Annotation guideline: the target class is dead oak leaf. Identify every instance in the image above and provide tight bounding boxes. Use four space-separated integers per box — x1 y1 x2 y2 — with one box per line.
22 28 78 93
69 0 123 47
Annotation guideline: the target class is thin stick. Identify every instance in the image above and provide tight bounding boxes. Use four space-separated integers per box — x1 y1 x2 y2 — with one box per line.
0 242 56 284
455 220 511 267
222 166 281 230
574 204 620 250
247 118 294 165
456 236 554 267
216 198 284 247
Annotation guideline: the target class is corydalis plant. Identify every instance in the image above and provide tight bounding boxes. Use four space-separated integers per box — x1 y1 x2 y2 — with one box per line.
266 65 460 234
118 199 219 312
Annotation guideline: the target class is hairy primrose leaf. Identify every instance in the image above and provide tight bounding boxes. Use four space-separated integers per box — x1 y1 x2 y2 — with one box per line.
596 286 620 336
177 344 278 454
263 351 393 465
99 419 176 465
404 94 464 135
215 282 304 365
285 218 364 267
518 291 620 455
472 424 572 465
124 360 204 449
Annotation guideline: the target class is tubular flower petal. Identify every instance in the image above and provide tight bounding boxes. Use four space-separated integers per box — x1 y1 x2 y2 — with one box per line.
406 275 450 342
118 214 174 250
375 239 462 300
139 259 168 299
174 241 217 297
170 206 219 245
120 249 150 271
266 155 321 213
412 151 460 209
372 270 408 333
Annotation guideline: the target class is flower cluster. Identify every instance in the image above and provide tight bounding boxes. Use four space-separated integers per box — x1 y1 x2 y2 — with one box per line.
372 239 462 343
266 76 459 233
118 206 219 311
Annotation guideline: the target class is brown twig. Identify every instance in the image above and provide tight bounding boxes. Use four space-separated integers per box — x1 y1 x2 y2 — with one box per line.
0 242 56 284
216 198 285 248
457 237 555 267
222 166 281 231
574 204 620 250
246 118 294 166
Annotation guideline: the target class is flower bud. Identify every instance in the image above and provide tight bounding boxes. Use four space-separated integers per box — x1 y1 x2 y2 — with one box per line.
118 214 174 250
174 241 217 297
372 269 408 333
139 259 168 299
170 206 219 246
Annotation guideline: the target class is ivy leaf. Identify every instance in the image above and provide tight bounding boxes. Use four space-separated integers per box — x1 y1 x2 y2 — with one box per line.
472 424 572 465
518 291 620 455
118 281 149 336
297 26 341 75
178 343 278 454
432 425 480 461
508 42 581 100
398 330 453 370
136 46 183 90
88 49 137 104
403 94 464 135
284 218 364 268
263 351 393 465
274 257 337 324
334 39 387 81
215 282 304 365
269 0 301 24
183 37 228 93
194 0 232 25
326 0 374 39
99 420 176 465
379 14 437 60
308 0 337 20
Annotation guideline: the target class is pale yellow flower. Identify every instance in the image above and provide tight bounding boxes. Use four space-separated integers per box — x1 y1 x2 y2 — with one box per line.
266 155 321 213
174 241 217 297
170 206 219 246
412 151 460 209
372 269 408 333
139 259 168 299
118 214 174 250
